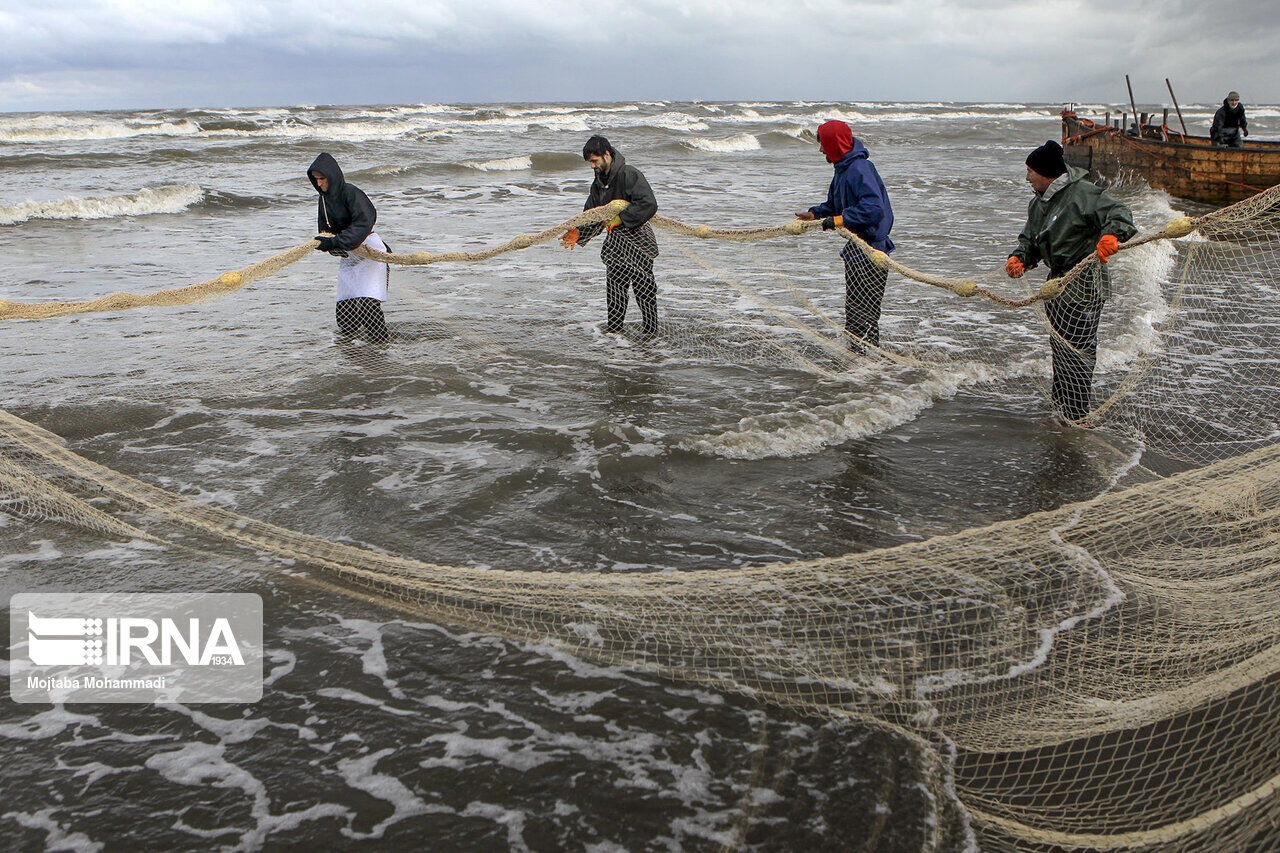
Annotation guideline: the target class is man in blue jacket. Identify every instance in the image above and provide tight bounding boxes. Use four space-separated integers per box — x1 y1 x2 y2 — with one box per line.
796 120 895 352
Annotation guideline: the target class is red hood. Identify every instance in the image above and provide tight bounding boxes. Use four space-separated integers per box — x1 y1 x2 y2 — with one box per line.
818 120 853 163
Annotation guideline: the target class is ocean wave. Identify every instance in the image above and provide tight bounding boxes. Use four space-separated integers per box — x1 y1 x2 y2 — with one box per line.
683 357 1046 460
812 109 874 124
201 190 277 211
204 120 418 141
765 126 815 143
498 104 642 117
528 117 593 133
683 133 762 153
0 151 131 168
0 184 205 226
640 113 711 132
352 151 584 181
462 156 534 172
531 151 589 171
0 116 201 143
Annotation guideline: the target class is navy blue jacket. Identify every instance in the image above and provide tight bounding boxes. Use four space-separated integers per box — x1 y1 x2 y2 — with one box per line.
808 140 895 261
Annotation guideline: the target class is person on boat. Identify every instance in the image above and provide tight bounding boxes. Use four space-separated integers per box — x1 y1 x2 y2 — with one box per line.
794 119 895 352
1211 92 1249 148
1005 140 1137 425
560 136 660 339
308 152 390 344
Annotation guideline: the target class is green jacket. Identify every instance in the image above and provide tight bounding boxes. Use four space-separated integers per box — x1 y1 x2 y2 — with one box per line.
1011 166 1137 303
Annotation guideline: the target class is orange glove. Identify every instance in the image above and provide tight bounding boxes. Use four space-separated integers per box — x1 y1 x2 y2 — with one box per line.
1005 256 1025 278
604 216 622 233
1096 234 1120 263
560 227 579 249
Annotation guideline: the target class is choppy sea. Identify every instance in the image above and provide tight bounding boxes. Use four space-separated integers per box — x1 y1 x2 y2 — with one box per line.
1 99 1277 851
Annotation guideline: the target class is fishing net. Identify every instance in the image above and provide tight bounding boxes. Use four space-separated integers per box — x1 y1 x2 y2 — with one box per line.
4 183 1280 850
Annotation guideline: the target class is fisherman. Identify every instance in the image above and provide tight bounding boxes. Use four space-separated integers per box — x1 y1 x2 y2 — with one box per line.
1006 140 1137 425
795 119 895 352
560 136 660 339
308 152 390 344
1211 91 1249 148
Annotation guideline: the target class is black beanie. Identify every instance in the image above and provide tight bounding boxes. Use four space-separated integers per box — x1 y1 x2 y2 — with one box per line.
1026 140 1067 179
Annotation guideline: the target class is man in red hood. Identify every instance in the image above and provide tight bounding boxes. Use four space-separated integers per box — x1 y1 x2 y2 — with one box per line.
796 120 895 352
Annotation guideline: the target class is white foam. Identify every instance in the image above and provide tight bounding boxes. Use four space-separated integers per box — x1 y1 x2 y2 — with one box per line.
0 539 63 563
914 505 1127 697
2 809 103 853
461 801 530 852
645 113 711 132
317 687 417 715
330 617 406 698
463 156 534 172
0 707 99 740
0 184 204 226
777 125 813 140
0 115 200 142
147 741 350 848
685 356 1045 460
421 731 555 773
684 134 761 153
58 758 139 794
337 748 442 839
170 705 272 744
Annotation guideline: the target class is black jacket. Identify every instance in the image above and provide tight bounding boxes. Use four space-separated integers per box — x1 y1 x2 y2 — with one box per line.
308 152 377 253
579 152 659 263
1211 100 1248 139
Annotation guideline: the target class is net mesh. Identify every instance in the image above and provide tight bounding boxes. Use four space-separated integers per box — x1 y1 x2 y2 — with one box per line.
4 184 1280 851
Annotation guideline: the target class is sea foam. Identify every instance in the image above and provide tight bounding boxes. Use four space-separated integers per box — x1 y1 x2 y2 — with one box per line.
0 184 205 226
684 134 762 153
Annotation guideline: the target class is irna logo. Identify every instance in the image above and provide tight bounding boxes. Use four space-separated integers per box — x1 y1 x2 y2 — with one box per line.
27 610 245 667
12 593 262 704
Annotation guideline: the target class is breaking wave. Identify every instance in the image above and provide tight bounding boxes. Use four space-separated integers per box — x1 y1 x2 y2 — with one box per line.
0 184 206 226
683 133 763 153
0 116 201 142
462 156 534 172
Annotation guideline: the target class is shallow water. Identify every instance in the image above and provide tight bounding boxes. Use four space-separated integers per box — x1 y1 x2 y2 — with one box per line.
2 100 1278 851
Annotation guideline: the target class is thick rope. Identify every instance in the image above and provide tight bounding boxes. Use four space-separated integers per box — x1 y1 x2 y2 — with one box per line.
8 182 1279 324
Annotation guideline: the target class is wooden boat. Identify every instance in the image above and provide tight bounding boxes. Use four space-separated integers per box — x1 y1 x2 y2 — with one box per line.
1061 108 1280 206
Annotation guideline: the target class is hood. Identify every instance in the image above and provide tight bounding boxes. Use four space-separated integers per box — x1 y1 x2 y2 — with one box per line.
818 120 863 164
308 152 344 195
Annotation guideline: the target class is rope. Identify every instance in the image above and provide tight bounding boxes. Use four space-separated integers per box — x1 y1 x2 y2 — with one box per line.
13 181 1276 324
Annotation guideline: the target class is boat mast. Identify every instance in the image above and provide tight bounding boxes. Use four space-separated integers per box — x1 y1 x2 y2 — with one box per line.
1126 75 1140 134
1165 78 1190 138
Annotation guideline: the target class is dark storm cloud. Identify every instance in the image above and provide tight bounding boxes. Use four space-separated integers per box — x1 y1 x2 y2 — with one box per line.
0 0 1276 111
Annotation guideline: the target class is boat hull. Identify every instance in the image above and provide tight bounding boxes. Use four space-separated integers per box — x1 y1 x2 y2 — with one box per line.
1062 113 1280 206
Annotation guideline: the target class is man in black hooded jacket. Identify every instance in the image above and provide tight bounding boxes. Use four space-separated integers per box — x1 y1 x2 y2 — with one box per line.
308 152 390 343
560 136 660 337
1211 92 1248 148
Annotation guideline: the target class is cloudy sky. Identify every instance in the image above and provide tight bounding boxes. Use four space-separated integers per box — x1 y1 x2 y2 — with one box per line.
1 0 1277 112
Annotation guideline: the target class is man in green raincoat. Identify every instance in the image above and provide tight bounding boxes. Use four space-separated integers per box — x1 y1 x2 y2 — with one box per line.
1006 140 1137 424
